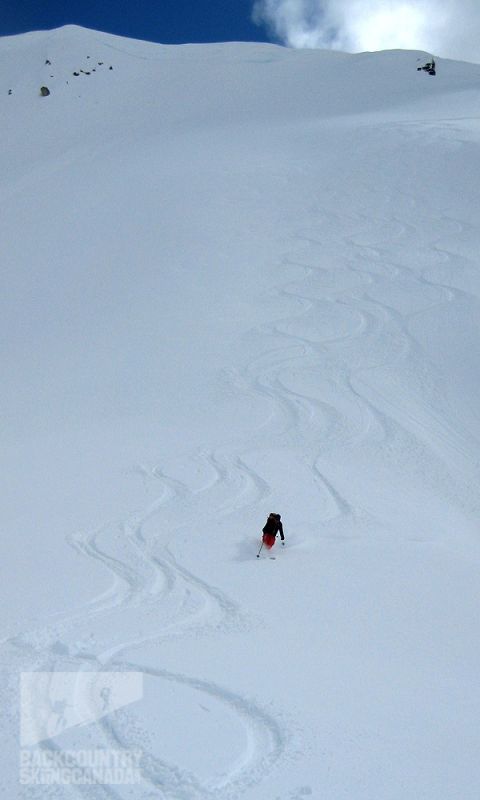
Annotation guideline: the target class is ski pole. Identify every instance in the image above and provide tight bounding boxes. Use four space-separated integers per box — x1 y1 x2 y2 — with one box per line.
256 541 264 558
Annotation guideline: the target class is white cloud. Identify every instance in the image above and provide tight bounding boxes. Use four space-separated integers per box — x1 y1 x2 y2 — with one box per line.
252 0 480 62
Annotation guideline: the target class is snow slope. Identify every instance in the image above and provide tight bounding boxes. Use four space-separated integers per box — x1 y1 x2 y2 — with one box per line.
2 24 480 799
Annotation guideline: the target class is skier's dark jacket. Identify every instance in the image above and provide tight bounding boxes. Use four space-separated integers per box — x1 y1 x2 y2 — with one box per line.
262 513 284 540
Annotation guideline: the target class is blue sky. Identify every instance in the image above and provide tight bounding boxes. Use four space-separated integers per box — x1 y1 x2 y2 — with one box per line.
1 0 270 43
3 0 480 63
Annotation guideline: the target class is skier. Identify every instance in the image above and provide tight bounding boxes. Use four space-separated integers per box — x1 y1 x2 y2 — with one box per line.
417 57 436 75
257 513 285 557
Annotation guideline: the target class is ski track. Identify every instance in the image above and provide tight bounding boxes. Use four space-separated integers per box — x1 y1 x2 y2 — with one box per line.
6 441 285 799
7 128 480 798
95 661 286 800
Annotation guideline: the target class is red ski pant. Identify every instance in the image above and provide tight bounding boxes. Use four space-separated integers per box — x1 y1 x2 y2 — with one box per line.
262 533 276 549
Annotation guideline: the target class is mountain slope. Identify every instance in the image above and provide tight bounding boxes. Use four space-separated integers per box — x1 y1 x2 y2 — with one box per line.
2 25 480 800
